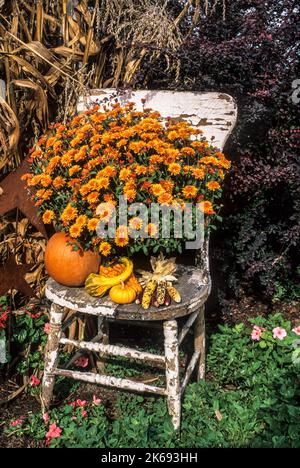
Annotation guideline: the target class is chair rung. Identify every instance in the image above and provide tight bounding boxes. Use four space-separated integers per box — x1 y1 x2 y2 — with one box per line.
181 350 201 395
59 337 166 366
54 368 167 396
178 311 198 345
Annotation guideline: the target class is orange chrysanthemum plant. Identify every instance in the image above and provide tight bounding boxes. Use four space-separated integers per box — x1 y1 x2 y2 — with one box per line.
23 102 231 258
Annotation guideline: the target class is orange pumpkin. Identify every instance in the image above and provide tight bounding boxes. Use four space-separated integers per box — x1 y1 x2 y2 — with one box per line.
45 232 100 287
109 283 136 304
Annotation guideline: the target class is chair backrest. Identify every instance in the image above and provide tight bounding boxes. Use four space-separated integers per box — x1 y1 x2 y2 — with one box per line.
78 89 237 151
78 89 237 287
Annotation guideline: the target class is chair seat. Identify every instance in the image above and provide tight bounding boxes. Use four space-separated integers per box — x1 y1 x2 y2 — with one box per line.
45 265 209 321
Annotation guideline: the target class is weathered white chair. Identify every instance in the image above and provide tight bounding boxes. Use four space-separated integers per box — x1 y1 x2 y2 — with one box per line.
42 90 237 430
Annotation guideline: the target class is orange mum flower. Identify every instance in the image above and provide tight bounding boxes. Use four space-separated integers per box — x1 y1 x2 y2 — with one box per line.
80 184 91 196
70 133 85 148
41 189 52 200
69 165 81 176
74 149 88 162
76 215 87 227
69 223 82 238
183 165 193 174
200 201 215 215
182 185 198 199
129 217 143 230
181 147 195 157
160 180 174 193
97 177 110 190
167 130 179 141
21 173 31 182
119 168 131 181
115 226 129 246
40 175 52 187
30 149 42 159
135 165 147 175
157 192 173 205
100 166 117 178
87 192 99 205
45 136 56 148
219 158 231 169
151 184 165 197
46 156 60 174
191 140 207 149
96 202 114 222
200 156 219 165
53 140 63 152
87 218 99 232
116 138 128 148
149 155 162 165
128 141 146 153
99 242 112 257
192 167 205 180
165 148 180 163
42 210 55 224
103 193 116 203
61 204 77 224
167 163 181 175
206 181 221 191
124 189 136 202
61 154 73 167
28 175 41 186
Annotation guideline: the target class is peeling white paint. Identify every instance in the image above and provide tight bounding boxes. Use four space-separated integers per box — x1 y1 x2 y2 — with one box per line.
163 320 181 430
78 90 237 151
59 337 165 365
54 368 167 396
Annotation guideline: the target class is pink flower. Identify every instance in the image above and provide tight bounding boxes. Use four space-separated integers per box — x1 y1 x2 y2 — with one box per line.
76 399 87 407
251 325 264 341
46 423 62 444
292 326 300 336
93 395 102 406
11 416 25 427
44 323 50 334
42 412 50 424
30 375 41 387
74 357 89 368
81 410 88 418
69 401 77 407
273 327 287 340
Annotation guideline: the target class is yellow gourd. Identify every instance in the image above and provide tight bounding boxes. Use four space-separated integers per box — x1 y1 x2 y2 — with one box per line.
109 283 136 304
85 257 133 297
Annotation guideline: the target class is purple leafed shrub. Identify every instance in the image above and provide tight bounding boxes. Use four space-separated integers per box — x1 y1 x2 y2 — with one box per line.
147 0 300 311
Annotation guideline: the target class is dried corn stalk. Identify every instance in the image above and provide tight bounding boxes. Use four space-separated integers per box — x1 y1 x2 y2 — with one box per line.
0 0 225 294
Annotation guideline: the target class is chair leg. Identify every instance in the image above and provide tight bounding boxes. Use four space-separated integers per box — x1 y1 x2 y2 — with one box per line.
163 319 181 431
194 305 206 380
42 303 64 409
96 317 109 372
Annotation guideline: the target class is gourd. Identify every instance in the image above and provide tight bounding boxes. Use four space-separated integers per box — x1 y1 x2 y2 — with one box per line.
126 274 142 294
45 232 100 287
109 283 136 304
85 257 133 297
